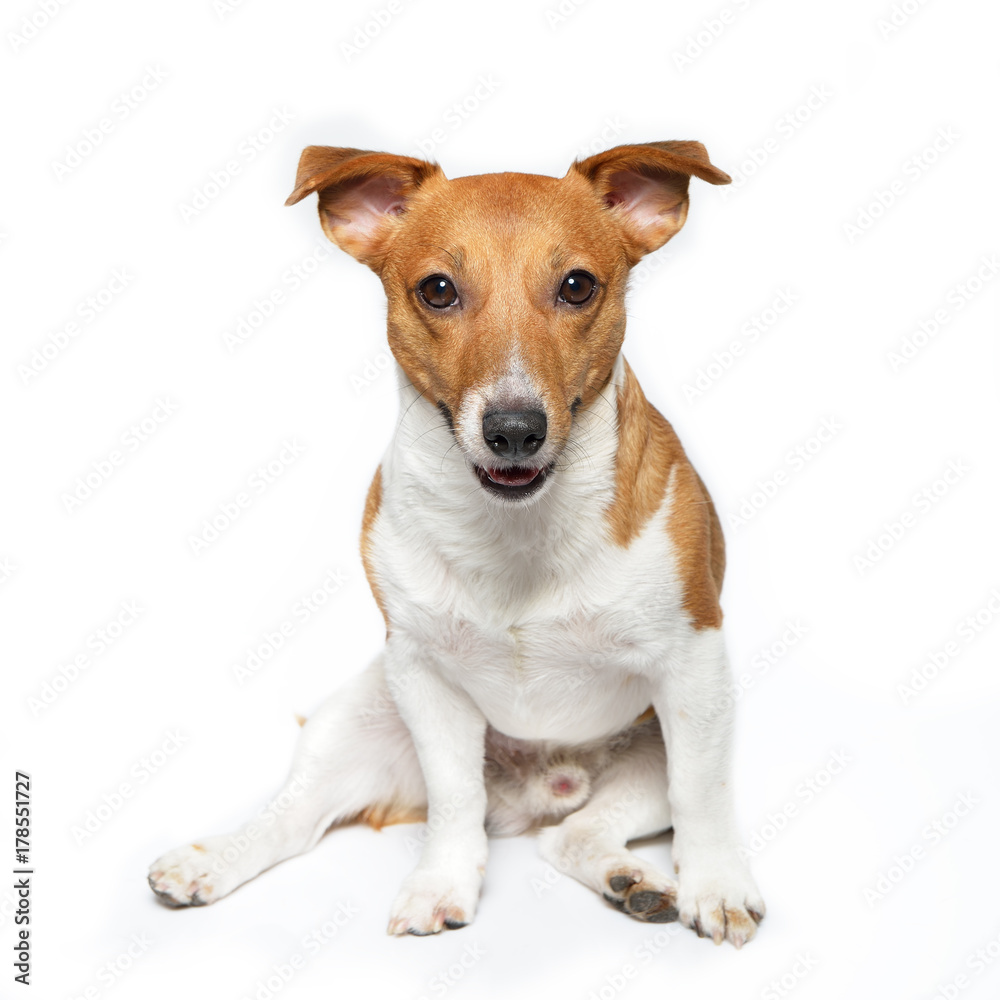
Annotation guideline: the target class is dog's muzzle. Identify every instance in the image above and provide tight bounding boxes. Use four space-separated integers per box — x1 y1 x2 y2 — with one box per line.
476 409 550 500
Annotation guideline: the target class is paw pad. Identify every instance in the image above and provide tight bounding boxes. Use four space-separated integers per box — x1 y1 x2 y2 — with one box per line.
603 867 679 923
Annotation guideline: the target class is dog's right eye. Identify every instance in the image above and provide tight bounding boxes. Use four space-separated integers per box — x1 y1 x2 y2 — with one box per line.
418 275 459 309
558 270 597 305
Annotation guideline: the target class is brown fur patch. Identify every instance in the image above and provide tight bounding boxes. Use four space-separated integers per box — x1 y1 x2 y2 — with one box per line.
696 469 726 596
632 705 656 725
360 466 388 630
294 714 307 728
191 843 205 853
358 802 427 831
666 461 724 630
605 360 679 547
606 360 723 629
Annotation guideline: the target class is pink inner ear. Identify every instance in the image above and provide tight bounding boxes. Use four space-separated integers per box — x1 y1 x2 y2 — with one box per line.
604 169 685 231
328 174 408 239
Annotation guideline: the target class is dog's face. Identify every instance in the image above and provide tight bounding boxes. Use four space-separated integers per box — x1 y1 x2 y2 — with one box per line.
286 142 730 502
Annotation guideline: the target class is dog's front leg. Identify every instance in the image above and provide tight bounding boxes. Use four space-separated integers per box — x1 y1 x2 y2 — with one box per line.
384 634 488 936
654 627 766 948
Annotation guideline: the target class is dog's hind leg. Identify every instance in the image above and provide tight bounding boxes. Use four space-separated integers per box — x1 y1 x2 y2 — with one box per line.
537 721 680 923
148 655 425 907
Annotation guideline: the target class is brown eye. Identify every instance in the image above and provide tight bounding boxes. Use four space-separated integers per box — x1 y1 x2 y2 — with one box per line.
419 275 458 308
559 271 596 305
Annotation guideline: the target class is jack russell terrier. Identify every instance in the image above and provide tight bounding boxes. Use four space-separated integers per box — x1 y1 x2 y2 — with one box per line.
149 140 766 948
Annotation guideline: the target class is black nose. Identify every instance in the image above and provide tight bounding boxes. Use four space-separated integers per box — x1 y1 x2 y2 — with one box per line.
482 410 547 460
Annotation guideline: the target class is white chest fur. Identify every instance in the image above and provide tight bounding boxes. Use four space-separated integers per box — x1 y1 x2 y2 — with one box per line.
370 355 693 743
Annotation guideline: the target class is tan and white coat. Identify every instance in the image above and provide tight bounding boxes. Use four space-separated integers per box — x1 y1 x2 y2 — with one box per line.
149 141 765 948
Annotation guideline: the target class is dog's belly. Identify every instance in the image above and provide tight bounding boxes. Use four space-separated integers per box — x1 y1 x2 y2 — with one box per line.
422 610 662 744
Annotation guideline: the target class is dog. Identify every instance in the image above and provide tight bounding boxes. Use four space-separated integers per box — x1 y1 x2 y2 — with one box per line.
148 140 766 947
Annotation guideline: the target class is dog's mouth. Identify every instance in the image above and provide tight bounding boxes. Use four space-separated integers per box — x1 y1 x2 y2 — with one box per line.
475 464 551 500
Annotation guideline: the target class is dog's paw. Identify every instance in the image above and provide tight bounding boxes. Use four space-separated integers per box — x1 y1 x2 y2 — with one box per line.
148 835 245 907
601 864 679 923
387 867 483 936
676 857 765 948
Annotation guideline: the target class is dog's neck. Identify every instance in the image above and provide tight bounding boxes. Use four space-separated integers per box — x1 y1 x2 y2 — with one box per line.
381 354 627 586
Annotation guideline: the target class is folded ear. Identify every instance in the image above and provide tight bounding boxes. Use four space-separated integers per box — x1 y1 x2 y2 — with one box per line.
285 146 442 269
570 141 731 260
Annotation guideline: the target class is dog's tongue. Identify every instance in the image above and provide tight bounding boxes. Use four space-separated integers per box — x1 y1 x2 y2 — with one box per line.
486 467 540 487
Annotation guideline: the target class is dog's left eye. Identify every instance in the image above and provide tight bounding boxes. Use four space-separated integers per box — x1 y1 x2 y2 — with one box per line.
558 271 596 305
419 275 459 308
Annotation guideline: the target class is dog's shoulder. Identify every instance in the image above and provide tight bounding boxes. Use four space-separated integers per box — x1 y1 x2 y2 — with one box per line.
607 358 724 629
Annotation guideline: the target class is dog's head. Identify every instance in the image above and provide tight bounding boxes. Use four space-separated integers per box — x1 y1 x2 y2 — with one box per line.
286 142 730 502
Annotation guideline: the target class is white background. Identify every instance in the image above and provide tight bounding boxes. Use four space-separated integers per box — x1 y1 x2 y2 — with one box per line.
3 0 999 998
